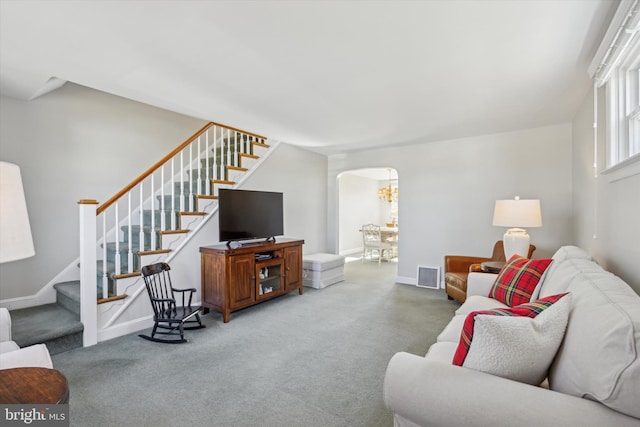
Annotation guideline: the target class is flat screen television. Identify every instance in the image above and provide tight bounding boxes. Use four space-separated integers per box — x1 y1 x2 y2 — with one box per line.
218 189 284 243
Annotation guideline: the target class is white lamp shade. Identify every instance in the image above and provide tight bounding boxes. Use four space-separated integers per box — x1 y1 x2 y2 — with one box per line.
0 161 35 263
492 199 542 228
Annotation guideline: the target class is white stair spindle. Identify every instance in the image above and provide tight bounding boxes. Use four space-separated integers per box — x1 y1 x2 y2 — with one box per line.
206 130 211 194
150 174 156 250
180 151 185 213
139 184 145 252
234 130 239 165
227 128 232 170
102 214 108 299
114 202 120 276
189 143 194 212
160 166 166 232
127 192 133 273
171 158 176 230
213 126 218 181
219 126 225 176
197 136 202 197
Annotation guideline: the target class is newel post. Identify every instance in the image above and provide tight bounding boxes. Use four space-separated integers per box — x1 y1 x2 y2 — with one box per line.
78 199 98 347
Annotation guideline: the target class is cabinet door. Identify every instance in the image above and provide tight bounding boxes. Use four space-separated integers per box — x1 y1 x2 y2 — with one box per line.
255 258 283 301
201 252 226 308
229 253 255 309
284 245 302 292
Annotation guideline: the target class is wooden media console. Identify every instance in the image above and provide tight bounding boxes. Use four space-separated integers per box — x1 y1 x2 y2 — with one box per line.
200 238 304 322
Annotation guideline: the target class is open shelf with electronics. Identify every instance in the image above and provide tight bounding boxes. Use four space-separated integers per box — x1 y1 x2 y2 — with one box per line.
256 257 283 300
200 238 304 322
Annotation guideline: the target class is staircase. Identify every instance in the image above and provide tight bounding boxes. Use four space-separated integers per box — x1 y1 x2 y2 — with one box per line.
9 122 272 352
10 281 83 355
94 136 265 300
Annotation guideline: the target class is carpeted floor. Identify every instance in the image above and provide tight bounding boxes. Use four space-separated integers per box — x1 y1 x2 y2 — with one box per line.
52 259 458 427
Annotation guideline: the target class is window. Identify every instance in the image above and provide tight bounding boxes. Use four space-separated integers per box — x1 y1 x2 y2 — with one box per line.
606 43 640 167
590 0 640 180
629 68 640 156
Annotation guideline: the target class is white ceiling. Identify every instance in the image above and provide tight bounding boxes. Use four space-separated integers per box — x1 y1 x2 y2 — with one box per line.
0 0 615 155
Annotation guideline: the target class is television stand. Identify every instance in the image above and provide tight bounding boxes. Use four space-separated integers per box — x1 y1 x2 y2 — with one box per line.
200 238 304 322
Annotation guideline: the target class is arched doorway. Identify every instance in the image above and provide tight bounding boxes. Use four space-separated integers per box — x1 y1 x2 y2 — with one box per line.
337 168 398 262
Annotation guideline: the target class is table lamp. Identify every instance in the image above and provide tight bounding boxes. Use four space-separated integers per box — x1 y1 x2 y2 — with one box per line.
0 161 35 263
492 197 541 260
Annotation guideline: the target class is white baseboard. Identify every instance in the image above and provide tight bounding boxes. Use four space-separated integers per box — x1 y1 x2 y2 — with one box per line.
0 288 56 310
396 275 445 289
97 315 153 343
396 275 417 286
339 247 362 256
96 299 204 344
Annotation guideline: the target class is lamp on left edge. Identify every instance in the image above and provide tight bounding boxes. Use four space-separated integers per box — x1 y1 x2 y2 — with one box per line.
0 161 35 263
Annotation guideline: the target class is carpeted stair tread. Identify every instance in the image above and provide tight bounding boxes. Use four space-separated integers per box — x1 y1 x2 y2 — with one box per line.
10 303 83 354
53 281 80 303
53 281 81 316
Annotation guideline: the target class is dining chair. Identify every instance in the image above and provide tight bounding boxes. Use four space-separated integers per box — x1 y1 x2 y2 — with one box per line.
361 224 393 265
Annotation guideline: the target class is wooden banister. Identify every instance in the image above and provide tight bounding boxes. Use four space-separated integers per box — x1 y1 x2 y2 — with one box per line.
208 120 266 141
97 121 266 215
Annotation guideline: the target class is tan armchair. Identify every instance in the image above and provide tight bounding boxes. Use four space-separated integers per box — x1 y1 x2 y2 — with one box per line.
444 241 535 303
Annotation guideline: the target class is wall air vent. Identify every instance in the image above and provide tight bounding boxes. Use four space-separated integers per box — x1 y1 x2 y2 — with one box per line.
416 265 440 289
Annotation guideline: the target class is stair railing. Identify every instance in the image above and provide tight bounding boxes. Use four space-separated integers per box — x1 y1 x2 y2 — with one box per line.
78 121 267 346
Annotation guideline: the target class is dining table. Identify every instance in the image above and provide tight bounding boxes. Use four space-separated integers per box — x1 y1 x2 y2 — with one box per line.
379 226 398 242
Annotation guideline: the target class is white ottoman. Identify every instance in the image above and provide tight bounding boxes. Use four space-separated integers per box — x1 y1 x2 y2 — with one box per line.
303 253 345 289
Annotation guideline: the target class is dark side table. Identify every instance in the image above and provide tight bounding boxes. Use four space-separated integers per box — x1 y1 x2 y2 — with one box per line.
0 367 69 404
480 261 505 274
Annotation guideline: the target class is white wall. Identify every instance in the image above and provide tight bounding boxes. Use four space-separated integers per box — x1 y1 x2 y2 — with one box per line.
328 124 574 284
239 142 327 256
337 172 385 254
572 86 640 293
0 83 208 300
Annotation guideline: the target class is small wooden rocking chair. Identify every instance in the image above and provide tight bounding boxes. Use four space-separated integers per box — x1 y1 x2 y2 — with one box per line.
139 262 205 343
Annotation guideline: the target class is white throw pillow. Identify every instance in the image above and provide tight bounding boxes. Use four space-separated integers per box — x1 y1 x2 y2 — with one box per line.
453 293 571 385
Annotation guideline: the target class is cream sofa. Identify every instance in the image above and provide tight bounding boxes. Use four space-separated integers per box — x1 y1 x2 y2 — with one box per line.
0 307 53 369
384 246 640 427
